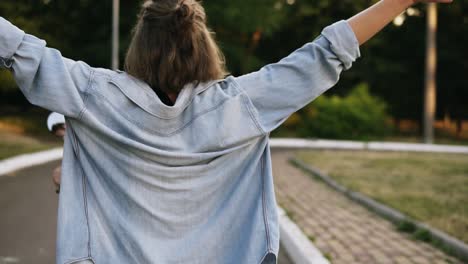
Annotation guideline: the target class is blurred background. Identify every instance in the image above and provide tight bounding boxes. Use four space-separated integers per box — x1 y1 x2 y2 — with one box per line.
0 1 467 263
1 0 467 153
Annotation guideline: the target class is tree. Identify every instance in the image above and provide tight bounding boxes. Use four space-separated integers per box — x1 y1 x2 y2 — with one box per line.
1 0 466 134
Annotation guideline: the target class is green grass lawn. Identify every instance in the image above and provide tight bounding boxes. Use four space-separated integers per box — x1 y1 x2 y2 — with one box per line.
0 109 61 160
297 150 468 244
0 131 59 160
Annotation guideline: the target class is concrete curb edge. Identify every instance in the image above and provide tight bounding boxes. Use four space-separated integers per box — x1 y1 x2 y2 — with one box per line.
0 148 63 176
278 206 330 264
290 157 468 263
270 138 468 154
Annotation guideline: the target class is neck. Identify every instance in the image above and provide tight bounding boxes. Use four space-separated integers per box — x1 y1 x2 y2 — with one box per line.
167 93 178 104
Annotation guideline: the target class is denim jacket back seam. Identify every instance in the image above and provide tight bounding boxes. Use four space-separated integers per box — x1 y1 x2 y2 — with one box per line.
63 257 95 264
260 150 272 252
87 85 234 137
67 121 92 258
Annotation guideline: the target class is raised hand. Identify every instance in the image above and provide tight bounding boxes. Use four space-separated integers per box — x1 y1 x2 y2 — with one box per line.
348 0 453 45
413 0 453 3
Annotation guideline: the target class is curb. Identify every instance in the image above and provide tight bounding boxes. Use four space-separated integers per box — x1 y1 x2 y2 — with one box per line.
278 206 330 264
270 138 468 154
0 148 63 176
291 157 468 263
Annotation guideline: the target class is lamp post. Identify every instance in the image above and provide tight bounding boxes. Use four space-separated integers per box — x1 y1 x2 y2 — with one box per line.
423 3 437 144
112 0 120 70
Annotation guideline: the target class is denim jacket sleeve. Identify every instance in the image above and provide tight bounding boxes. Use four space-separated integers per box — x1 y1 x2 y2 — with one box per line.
0 17 92 118
234 20 361 133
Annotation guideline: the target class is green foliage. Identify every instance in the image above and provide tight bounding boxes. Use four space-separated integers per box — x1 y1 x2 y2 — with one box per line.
397 220 417 233
280 83 393 140
413 228 432 242
205 0 289 73
0 69 15 92
0 0 467 121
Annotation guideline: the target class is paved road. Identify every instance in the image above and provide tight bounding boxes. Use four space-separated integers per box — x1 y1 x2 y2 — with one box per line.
0 160 293 264
0 161 60 264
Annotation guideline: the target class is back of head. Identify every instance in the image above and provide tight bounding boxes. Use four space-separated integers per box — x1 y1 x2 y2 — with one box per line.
125 0 228 94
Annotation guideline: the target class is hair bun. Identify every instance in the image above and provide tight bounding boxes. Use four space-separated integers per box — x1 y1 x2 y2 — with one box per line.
175 1 194 25
142 0 196 31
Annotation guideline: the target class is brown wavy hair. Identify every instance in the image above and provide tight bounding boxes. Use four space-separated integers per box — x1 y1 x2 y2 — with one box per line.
124 0 228 95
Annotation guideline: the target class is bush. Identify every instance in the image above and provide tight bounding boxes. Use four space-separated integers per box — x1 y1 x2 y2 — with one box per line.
0 69 16 92
275 83 394 140
0 69 34 108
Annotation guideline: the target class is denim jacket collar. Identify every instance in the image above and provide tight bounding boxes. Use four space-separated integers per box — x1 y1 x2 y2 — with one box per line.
110 71 224 119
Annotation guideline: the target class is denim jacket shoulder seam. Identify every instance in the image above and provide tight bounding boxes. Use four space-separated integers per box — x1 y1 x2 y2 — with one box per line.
78 68 96 120
229 79 266 135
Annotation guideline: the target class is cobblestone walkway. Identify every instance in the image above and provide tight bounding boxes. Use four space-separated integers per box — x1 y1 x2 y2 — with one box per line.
272 150 462 264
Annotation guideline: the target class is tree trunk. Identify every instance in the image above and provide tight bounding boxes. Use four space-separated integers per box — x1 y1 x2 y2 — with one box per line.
423 3 438 144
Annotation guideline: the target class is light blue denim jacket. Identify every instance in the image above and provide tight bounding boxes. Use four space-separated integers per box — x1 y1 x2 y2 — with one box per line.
0 17 360 264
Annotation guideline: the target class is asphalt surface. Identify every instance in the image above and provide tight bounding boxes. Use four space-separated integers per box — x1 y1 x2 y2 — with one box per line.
0 161 293 264
0 161 60 264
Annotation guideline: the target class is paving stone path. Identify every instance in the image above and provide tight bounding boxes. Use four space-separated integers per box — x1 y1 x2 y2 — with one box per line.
272 150 462 264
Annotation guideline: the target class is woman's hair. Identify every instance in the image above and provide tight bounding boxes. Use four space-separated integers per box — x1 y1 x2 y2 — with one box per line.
124 0 228 94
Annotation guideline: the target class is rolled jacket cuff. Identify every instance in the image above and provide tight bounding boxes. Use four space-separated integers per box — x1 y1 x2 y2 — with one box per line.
0 17 26 62
321 20 361 70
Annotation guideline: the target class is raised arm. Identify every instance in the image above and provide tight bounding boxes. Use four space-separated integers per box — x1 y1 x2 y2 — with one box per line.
234 0 452 134
0 17 93 118
234 21 361 133
348 0 452 45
